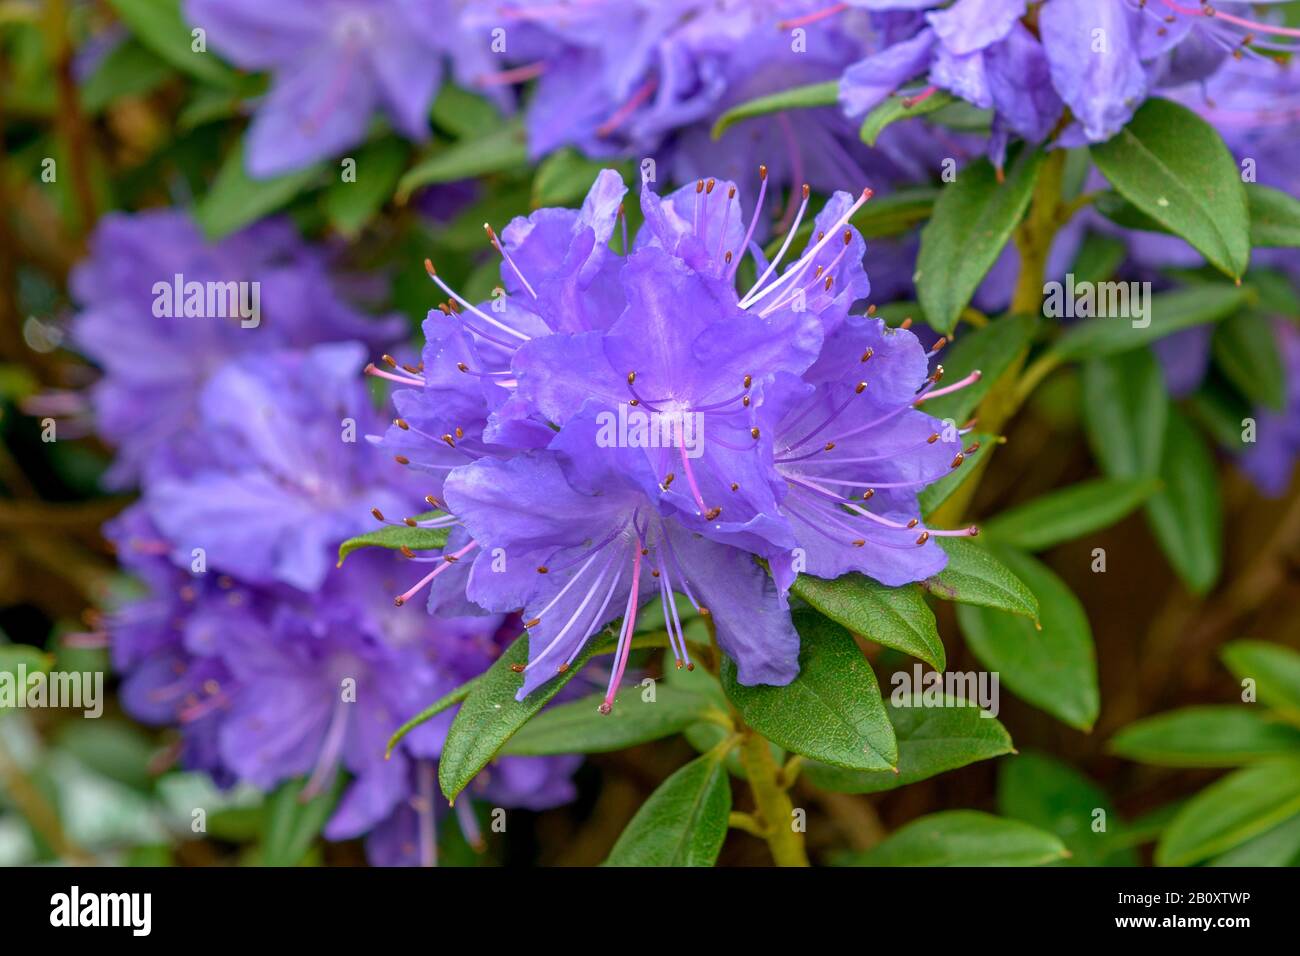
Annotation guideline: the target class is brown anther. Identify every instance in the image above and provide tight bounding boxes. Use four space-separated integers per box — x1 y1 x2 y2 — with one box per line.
704 506 722 521
801 184 810 199
824 442 835 451
854 381 866 394
393 597 406 607
967 526 980 537
931 364 946 383
456 361 469 372
395 418 410 430
863 489 875 500
557 663 569 674
627 370 637 384
510 663 526 673
651 570 660 578
916 531 930 545
440 434 456 448
698 606 711 616
706 178 716 194
900 317 913 330
906 518 919 529
444 555 460 564
401 517 416 528
686 663 696 671
824 276 834 291
861 347 874 362
742 395 751 407
371 508 386 522
394 455 410 465
536 566 549 574
842 228 852 245
629 399 639 406
730 482 739 491
696 179 705 193
382 354 398 368
931 336 947 351
598 702 612 715
524 617 541 628
866 304 877 317
965 441 981 454
927 433 939 444
438 303 451 315
675 660 684 670
455 426 464 439
425 495 440 507
750 427 760 439
423 259 437 277
743 374 753 388
728 186 736 198
725 250 733 264
814 265 824 278
402 364 421 374
400 546 416 559
663 472 675 487
759 164 768 181
950 453 965 468
852 538 865 548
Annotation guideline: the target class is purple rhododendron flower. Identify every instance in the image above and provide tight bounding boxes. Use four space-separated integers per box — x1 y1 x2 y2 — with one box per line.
184 0 502 177
837 0 1295 149
371 168 983 709
146 342 422 593
1240 322 1300 497
70 211 404 487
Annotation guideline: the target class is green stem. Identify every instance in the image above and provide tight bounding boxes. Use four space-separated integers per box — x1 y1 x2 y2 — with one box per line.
739 730 809 867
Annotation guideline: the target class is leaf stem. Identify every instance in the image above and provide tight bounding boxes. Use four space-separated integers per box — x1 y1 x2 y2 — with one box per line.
738 729 810 866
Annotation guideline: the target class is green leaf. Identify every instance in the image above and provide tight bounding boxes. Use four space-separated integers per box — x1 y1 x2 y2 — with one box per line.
430 85 502 139
80 39 174 113
1069 229 1127 287
501 686 720 756
1209 813 1300 867
721 610 898 771
533 150 626 207
604 751 731 867
710 81 839 140
324 138 408 239
1222 641 1300 715
1156 758 1300 866
1090 98 1250 279
859 90 955 146
790 574 944 670
998 750 1136 866
1213 310 1287 412
261 774 343 867
1050 284 1250 361
385 679 480 757
195 140 324 240
337 511 450 567
0 644 52 682
107 0 239 88
1081 348 1167 479
956 547 1099 731
921 314 1037 424
438 631 601 801
836 810 1068 867
398 122 528 200
916 148 1046 334
918 431 997 517
1110 706 1300 768
1248 183 1300 248
804 699 1012 794
922 536 1039 620
982 478 1162 552
1145 408 1222 595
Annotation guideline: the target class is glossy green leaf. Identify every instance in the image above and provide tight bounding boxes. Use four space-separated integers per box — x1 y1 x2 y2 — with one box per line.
261 774 344 867
438 631 603 801
1110 706 1300 767
791 574 944 670
107 0 239 88
604 751 731 867
398 122 528 199
922 536 1039 620
1081 348 1167 479
1248 183 1300 248
1221 641 1300 715
982 477 1161 551
1213 310 1287 412
337 511 450 566
721 610 898 771
836 810 1068 867
1209 813 1300 867
1156 758 1300 866
195 140 324 240
1090 98 1250 279
710 81 838 140
859 90 955 146
502 685 721 756
804 699 1012 794
998 750 1136 866
1050 285 1250 361
956 547 1099 731
916 149 1045 334
1145 408 1221 595
533 150 626 207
